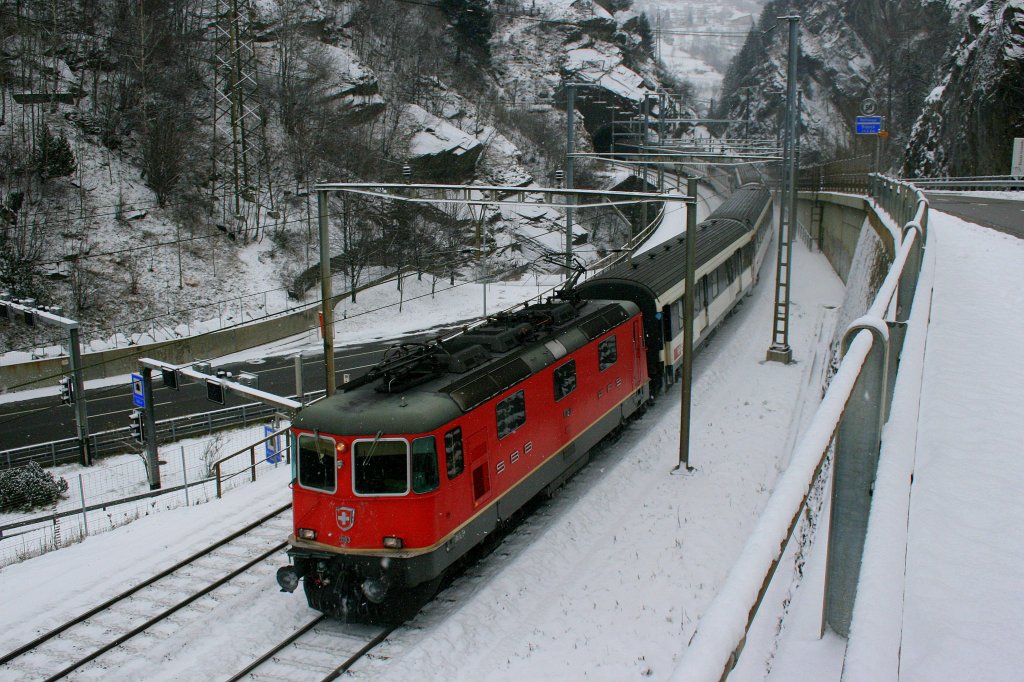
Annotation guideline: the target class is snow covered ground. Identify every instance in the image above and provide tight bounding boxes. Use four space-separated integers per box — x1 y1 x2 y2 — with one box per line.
0 214 850 679
1 200 1020 680
897 211 1024 681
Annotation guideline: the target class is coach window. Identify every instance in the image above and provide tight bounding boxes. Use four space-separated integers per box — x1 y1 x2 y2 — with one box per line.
598 336 617 371
709 269 720 299
412 436 440 494
297 433 336 493
554 360 577 401
353 438 409 495
496 390 526 439
696 279 707 310
444 426 464 479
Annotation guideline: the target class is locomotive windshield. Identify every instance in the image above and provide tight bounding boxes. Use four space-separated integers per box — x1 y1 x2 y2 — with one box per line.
354 439 409 495
297 433 337 492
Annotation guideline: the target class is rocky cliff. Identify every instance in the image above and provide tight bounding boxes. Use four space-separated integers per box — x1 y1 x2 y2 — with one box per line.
715 0 979 169
904 0 1024 176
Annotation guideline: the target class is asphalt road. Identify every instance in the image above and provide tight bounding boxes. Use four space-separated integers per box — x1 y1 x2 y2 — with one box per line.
925 192 1024 239
0 327 462 452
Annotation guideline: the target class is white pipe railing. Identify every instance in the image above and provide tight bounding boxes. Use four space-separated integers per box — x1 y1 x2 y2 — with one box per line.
671 175 929 681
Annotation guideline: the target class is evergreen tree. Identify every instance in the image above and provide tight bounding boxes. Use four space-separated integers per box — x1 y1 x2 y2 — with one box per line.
439 0 493 61
33 125 76 181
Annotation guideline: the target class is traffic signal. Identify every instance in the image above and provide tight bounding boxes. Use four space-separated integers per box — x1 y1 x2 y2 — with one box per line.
161 367 179 390
59 376 75 404
206 379 226 405
129 410 143 442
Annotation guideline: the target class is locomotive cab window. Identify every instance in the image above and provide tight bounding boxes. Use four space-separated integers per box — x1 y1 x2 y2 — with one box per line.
412 436 440 494
297 434 337 493
353 438 409 496
554 360 577 401
598 336 617 371
445 427 464 480
496 390 526 439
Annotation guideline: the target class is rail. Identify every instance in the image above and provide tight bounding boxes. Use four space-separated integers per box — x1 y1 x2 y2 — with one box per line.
213 424 293 498
672 175 928 681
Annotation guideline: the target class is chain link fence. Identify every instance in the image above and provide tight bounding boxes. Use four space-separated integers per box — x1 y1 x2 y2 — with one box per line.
0 423 291 568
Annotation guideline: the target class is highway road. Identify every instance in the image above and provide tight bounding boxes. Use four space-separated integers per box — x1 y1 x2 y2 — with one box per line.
0 327 462 453
925 192 1024 239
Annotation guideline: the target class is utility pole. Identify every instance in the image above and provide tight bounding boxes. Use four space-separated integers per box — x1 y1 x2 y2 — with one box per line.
140 367 161 489
0 295 92 465
641 96 650 230
766 15 799 364
673 177 699 474
657 92 666 191
565 83 576 270
317 189 336 396
209 0 267 242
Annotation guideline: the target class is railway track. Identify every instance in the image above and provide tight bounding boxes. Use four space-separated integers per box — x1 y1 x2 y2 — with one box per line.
0 503 292 682
226 615 394 681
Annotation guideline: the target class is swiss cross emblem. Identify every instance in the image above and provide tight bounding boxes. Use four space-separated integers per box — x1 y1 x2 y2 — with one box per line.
336 506 355 531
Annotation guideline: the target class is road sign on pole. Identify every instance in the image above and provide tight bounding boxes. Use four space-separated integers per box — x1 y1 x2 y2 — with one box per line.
131 373 145 407
265 425 281 464
856 116 883 135
1012 137 1024 178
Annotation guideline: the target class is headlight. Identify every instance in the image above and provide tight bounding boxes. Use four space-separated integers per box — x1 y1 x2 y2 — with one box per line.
382 536 404 549
298 528 317 541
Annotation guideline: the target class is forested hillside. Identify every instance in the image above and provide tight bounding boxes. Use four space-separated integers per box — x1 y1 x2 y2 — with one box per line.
0 0 671 354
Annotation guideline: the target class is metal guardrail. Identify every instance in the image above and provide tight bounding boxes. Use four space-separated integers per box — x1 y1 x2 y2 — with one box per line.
673 174 928 681
0 391 325 470
899 175 1024 191
213 425 292 498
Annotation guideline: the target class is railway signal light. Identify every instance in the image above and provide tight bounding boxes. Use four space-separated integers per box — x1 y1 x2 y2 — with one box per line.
59 376 75 404
129 410 143 442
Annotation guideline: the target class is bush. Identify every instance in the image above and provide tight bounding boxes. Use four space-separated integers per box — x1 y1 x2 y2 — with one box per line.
0 462 70 512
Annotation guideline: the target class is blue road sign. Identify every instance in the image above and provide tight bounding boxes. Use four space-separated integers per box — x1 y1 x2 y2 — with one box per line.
265 425 281 464
131 373 145 408
856 116 883 135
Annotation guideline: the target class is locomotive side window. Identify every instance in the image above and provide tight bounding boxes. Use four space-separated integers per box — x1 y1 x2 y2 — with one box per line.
444 427 464 479
297 434 337 493
598 336 617 371
353 438 409 495
554 360 577 401
496 390 526 439
412 436 440 494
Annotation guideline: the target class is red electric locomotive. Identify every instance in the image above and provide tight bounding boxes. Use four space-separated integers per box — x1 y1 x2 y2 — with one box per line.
276 287 650 619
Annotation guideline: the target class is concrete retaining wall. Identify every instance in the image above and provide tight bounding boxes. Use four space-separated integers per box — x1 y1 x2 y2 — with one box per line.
797 191 895 283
